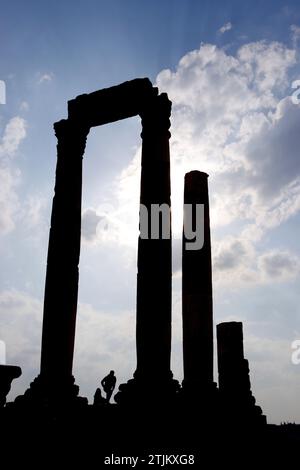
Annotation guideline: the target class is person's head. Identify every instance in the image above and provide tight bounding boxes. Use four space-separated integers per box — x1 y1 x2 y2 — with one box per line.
110 370 115 375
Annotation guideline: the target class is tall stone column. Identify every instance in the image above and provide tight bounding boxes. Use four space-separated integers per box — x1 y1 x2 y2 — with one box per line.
40 119 89 385
182 171 214 389
135 93 172 381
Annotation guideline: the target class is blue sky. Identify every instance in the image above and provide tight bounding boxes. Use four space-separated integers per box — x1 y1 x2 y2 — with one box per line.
1 0 300 423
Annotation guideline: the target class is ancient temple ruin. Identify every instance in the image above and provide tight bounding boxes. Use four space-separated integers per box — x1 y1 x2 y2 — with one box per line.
0 78 265 428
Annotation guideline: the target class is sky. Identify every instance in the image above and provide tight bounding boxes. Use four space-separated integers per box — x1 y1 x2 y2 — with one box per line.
1 0 300 424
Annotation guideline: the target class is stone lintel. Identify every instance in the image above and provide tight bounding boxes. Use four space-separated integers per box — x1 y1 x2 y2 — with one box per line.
68 78 157 127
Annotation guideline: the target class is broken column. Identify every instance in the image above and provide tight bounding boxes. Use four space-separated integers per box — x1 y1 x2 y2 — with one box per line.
182 171 215 393
217 322 266 424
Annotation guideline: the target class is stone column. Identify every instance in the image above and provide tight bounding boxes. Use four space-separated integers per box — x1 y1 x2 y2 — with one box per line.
135 93 172 381
217 322 265 424
182 171 214 388
217 322 251 395
40 119 89 384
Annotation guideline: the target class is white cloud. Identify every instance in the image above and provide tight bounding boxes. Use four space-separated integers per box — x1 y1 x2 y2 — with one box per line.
0 288 138 403
20 101 29 112
212 235 300 286
244 97 300 199
85 39 300 292
37 73 54 84
213 237 300 289
237 41 295 92
19 194 49 234
81 150 141 248
0 117 49 236
81 208 104 243
0 116 26 159
214 238 252 271
212 237 257 286
2 286 298 421
0 167 20 233
0 80 6 104
258 250 300 281
3 38 298 419
219 22 232 34
73 302 136 400
154 40 298 240
0 117 26 234
0 290 42 397
242 333 300 423
290 24 300 46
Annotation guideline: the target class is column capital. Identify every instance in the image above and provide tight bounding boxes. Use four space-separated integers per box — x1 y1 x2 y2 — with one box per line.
53 119 90 157
140 93 172 139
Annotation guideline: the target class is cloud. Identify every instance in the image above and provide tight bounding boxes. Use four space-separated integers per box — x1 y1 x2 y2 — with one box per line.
0 80 6 104
219 22 232 34
37 73 54 84
2 286 298 421
212 237 257 285
4 38 299 421
20 101 29 112
258 250 300 281
212 233 300 286
244 98 300 199
81 208 104 243
290 24 300 46
172 237 182 276
237 41 295 92
244 333 300 423
94 39 300 293
80 150 141 248
0 116 26 233
0 167 20 233
0 288 138 403
73 302 136 400
154 40 297 241
142 41 300 288
0 116 26 159
0 290 42 397
19 194 49 234
84 40 297 255
214 238 250 271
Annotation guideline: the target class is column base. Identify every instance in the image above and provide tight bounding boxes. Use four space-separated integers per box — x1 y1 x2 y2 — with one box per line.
178 379 220 418
12 374 88 411
219 389 267 427
114 370 180 407
0 364 22 407
180 379 218 398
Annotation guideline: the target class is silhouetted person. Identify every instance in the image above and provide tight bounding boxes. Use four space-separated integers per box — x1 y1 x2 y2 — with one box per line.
93 387 106 406
101 370 116 403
